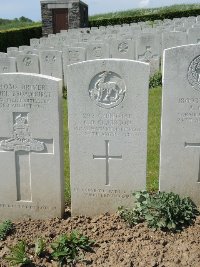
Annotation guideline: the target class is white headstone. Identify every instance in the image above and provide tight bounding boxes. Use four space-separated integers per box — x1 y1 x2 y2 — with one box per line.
62 47 86 86
86 43 110 60
67 59 150 216
19 46 31 51
159 44 200 206
162 31 188 52
16 54 40 74
136 33 160 75
110 39 135 60
0 52 8 58
0 73 64 220
39 50 63 79
30 38 40 49
188 27 200 44
0 57 16 73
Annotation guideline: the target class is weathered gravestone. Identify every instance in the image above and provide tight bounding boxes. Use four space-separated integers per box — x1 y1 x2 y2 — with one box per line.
136 33 160 75
110 39 135 60
67 59 150 216
188 27 200 44
0 53 8 58
0 57 16 73
159 44 200 206
0 73 64 220
39 50 63 79
63 47 86 87
17 54 40 74
86 43 110 60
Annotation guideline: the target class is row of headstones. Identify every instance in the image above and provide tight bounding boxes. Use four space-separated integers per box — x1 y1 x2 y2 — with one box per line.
0 43 200 221
1 26 200 82
69 15 200 34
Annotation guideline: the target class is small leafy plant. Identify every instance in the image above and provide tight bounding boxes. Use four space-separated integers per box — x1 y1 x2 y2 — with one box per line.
149 71 162 89
5 240 32 266
119 191 200 231
35 238 46 257
0 220 13 241
51 230 94 266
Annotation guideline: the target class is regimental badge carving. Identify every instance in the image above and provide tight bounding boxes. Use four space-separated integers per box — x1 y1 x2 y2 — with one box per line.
0 114 45 152
3 66 8 72
118 42 129 53
188 55 200 91
23 57 32 66
89 71 126 109
45 55 56 64
92 47 102 58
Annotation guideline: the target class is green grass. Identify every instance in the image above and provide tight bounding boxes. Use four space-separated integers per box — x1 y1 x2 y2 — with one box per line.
63 86 162 204
89 4 200 20
62 98 71 204
0 22 41 32
147 86 162 191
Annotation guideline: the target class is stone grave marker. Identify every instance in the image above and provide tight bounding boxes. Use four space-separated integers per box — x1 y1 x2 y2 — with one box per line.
110 39 135 60
0 52 8 58
23 48 39 55
30 38 40 49
0 57 16 73
67 59 150 216
19 46 31 51
162 31 188 53
0 73 64 220
16 54 40 74
7 51 23 58
62 47 86 86
86 43 110 60
159 44 200 206
7 47 18 52
136 33 160 75
188 27 200 44
39 50 63 79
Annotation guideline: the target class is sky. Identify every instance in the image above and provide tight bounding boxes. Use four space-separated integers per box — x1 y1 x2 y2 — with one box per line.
0 0 200 21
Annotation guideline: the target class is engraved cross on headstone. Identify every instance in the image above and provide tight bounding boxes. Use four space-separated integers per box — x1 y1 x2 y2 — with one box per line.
185 141 200 182
93 140 122 186
0 112 53 201
138 46 159 62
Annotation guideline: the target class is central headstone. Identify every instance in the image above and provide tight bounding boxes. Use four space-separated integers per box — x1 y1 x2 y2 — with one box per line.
0 73 64 220
67 59 150 216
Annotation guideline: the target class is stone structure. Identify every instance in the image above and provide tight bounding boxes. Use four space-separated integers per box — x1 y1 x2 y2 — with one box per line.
40 0 88 36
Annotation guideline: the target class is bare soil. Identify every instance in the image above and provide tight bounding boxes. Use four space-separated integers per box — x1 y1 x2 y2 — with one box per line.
0 207 200 267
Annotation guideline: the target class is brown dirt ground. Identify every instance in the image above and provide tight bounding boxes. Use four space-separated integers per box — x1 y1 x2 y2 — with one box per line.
0 207 200 267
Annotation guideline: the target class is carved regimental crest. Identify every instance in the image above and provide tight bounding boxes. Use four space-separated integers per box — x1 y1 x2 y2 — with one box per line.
188 55 200 91
89 71 126 109
0 114 45 152
118 42 128 53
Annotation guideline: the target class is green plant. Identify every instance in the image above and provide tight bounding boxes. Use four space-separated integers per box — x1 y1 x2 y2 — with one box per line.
51 231 94 266
0 220 13 241
0 25 42 52
5 240 32 266
149 71 162 89
62 86 67 99
119 191 200 231
35 238 46 257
